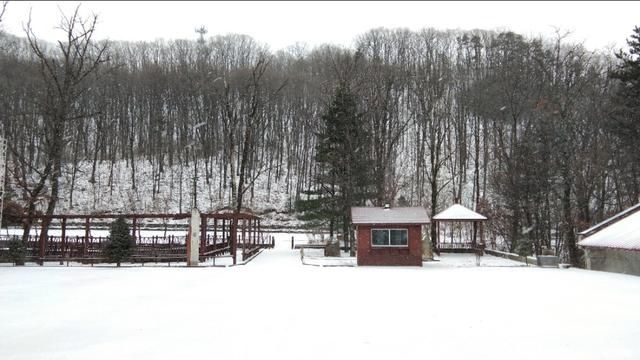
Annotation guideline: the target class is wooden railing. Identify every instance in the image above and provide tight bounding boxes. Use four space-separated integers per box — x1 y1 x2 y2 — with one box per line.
241 234 274 261
438 242 476 250
0 232 275 264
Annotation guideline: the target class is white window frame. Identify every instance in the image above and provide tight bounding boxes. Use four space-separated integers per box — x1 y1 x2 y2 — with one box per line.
371 228 409 247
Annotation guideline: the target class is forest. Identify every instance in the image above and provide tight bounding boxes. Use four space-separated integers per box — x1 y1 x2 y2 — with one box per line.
1 5 639 265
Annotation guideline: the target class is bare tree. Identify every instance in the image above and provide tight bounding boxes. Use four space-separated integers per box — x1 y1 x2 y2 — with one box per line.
0 1 7 24
23 5 109 260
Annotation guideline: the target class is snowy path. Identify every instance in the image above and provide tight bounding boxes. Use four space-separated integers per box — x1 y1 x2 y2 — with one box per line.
1 235 640 360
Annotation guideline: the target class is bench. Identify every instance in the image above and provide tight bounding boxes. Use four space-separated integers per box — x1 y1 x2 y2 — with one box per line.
293 243 328 250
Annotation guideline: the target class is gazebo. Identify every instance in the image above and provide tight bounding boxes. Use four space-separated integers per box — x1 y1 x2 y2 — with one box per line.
432 204 487 252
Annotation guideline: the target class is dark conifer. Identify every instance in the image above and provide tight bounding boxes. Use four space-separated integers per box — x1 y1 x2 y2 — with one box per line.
610 26 640 201
103 217 134 267
296 81 374 252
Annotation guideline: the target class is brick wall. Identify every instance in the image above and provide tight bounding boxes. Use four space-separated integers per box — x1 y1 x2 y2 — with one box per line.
356 224 422 266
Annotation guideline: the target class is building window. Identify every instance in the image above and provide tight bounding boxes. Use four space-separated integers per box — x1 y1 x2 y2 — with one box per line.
371 229 408 247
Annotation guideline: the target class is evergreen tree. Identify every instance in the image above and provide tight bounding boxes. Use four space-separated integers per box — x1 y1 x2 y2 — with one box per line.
7 237 26 266
103 217 135 267
610 26 640 203
305 81 374 254
294 190 340 236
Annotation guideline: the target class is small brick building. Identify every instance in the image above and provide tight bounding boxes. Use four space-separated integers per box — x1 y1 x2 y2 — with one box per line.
351 206 429 266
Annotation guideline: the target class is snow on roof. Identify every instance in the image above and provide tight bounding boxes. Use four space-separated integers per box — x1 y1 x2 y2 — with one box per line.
578 207 640 251
351 206 429 225
578 203 640 236
432 204 487 221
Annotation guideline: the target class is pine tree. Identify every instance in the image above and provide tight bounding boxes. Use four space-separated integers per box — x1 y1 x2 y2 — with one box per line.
103 217 135 267
305 81 374 253
610 26 640 203
7 237 26 266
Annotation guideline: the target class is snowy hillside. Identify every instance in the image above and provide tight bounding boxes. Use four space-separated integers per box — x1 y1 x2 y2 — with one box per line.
47 159 305 229
44 155 478 229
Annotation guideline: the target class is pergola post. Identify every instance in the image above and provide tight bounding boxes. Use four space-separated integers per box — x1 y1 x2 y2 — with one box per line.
222 219 226 245
200 213 207 255
60 218 67 265
231 218 237 265
242 218 246 260
83 218 90 259
38 219 46 266
249 218 253 247
187 208 200 267
214 218 218 245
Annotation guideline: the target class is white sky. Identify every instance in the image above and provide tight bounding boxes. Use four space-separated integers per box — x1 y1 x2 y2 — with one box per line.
1 1 638 52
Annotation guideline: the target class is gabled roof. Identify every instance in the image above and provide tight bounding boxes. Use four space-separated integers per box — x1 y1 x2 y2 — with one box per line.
578 204 640 251
351 206 429 225
432 204 487 221
578 203 640 237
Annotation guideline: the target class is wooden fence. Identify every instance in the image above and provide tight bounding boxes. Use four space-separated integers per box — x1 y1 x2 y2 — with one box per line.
0 232 274 265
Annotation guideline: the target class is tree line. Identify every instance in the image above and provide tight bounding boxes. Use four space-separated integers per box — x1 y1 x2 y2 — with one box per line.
1 7 638 265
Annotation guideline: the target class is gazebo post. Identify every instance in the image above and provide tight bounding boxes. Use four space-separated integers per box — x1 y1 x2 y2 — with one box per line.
132 217 137 245
450 221 453 245
472 221 477 247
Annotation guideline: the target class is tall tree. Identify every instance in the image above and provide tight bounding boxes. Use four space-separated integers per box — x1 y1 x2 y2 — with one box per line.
23 6 110 256
315 81 373 254
609 26 640 206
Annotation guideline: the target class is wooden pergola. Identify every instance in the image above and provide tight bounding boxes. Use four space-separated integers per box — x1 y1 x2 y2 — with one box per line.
203 208 266 264
5 209 272 265
432 204 488 252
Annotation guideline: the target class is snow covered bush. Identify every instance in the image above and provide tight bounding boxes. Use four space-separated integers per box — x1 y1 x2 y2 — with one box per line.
103 217 135 267
7 237 26 266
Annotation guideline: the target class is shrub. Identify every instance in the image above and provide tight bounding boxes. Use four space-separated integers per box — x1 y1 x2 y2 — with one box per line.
8 237 26 265
103 217 135 267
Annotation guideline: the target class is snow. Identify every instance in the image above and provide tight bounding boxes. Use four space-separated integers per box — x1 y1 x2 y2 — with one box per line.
578 205 640 251
2 234 640 360
46 159 305 229
578 203 640 237
351 206 429 224
432 203 487 221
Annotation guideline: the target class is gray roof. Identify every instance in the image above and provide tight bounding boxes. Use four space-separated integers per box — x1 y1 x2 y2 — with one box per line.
351 206 429 225
578 205 640 251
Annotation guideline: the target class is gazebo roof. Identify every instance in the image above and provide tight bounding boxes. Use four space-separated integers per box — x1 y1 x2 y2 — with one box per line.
432 204 487 221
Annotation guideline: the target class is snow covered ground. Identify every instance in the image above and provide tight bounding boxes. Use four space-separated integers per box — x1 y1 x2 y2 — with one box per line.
1 233 640 360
